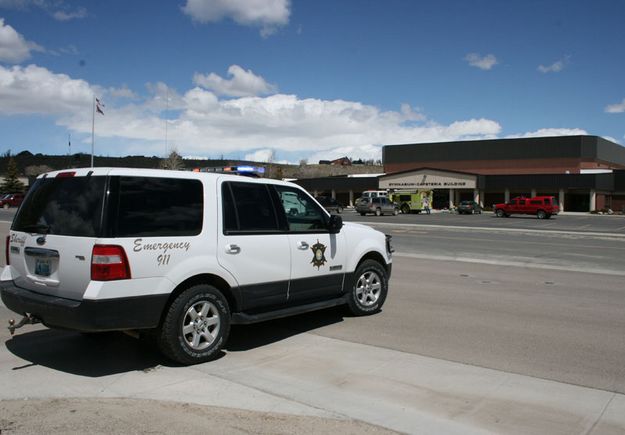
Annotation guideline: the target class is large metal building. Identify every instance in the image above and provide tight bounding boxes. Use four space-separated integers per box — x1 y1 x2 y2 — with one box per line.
381 135 625 211
294 135 625 212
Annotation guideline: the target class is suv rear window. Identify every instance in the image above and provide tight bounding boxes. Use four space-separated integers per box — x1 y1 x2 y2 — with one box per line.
109 176 203 237
13 176 107 237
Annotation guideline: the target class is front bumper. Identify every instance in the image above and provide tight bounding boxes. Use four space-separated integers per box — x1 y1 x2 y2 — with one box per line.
1 281 169 332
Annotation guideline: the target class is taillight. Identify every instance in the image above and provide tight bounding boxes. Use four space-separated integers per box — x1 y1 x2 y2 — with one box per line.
5 235 9 266
91 245 131 281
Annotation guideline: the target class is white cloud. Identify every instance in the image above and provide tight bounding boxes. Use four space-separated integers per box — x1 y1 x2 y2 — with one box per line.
1 63 595 163
505 128 588 139
465 53 497 70
307 144 382 165
52 7 87 21
108 85 138 99
0 64 93 114
193 65 276 97
601 136 620 144
538 56 569 73
0 0 30 9
0 18 43 63
0 0 88 21
605 98 625 114
244 148 276 162
182 0 290 36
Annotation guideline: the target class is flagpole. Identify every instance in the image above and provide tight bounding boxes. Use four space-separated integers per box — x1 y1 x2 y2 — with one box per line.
91 95 95 168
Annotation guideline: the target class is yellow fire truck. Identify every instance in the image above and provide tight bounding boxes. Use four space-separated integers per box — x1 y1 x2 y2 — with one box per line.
388 190 433 214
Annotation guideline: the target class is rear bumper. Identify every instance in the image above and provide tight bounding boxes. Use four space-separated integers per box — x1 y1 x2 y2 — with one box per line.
1 281 169 332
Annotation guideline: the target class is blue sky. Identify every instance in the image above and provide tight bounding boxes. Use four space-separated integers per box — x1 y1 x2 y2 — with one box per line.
0 0 624 164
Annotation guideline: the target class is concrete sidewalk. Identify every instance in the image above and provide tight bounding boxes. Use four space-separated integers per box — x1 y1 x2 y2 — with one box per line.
1 322 623 434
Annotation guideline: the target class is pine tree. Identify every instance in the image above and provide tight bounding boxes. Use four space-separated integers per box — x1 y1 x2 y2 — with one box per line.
0 157 25 193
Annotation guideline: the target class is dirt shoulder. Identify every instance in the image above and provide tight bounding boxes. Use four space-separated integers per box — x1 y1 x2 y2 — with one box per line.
0 398 398 435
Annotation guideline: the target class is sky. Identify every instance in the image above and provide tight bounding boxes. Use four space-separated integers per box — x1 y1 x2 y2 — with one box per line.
0 0 624 164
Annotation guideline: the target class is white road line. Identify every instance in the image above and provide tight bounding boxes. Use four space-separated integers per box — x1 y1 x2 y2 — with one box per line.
355 221 625 238
393 252 625 277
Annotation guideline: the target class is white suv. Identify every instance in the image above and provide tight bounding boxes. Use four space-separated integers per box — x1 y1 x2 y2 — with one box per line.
1 168 393 364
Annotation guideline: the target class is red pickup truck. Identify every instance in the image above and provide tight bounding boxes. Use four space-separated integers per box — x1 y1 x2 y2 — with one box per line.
0 193 25 209
494 196 559 219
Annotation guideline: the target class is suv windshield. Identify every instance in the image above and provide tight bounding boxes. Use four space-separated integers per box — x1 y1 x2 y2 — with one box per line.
13 176 107 237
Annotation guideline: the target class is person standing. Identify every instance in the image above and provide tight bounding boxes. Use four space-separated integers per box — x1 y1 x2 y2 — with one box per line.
422 195 431 215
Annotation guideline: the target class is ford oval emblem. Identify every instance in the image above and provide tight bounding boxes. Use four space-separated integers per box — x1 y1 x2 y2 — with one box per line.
36 236 46 246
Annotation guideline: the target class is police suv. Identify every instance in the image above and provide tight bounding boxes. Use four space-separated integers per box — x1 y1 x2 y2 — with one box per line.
1 168 392 364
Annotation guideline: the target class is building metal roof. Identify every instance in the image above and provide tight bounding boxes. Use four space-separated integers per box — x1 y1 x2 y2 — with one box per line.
382 135 625 168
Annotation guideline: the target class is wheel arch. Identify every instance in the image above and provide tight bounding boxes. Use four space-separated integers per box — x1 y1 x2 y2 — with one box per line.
356 250 390 275
159 273 240 326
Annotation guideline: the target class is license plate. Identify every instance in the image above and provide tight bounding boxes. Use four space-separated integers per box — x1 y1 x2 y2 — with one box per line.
35 258 51 277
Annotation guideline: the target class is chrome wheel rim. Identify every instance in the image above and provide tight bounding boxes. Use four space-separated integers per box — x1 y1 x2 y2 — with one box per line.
355 270 382 307
182 301 220 351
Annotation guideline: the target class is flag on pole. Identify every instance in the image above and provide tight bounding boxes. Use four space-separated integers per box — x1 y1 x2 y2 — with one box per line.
96 98 105 115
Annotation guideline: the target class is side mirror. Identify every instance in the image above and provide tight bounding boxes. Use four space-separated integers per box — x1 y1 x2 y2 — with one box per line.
328 214 343 234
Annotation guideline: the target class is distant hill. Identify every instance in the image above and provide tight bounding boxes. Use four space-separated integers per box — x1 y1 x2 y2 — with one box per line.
0 151 383 183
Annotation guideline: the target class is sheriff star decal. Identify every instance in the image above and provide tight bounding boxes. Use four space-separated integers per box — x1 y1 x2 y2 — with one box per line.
310 240 327 269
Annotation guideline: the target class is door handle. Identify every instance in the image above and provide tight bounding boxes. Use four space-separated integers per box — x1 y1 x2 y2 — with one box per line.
225 244 241 254
297 241 309 250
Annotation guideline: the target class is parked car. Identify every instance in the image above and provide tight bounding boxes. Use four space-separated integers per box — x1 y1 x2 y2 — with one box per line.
0 193 24 209
359 190 388 200
315 196 344 214
457 200 482 214
356 196 399 216
1 168 393 365
493 196 559 219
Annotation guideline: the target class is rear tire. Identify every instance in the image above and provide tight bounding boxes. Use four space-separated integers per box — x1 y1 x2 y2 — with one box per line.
360 212 366 216
346 259 388 316
375 208 382 216
393 208 399 216
401 204 410 214
157 284 230 365
537 210 546 219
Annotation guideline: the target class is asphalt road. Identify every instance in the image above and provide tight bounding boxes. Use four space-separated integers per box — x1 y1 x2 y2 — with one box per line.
342 208 625 234
1 212 625 432
362 221 625 276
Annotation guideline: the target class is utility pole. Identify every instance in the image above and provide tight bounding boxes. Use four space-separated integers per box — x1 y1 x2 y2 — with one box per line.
91 96 95 167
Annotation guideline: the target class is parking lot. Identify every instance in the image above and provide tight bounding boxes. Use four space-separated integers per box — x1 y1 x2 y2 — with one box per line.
1 211 625 433
342 208 625 234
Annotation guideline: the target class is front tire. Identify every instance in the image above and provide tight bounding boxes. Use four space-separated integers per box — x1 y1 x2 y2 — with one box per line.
346 260 388 316
375 207 382 216
537 210 546 219
496 209 505 218
393 208 399 216
157 284 230 365
401 204 410 214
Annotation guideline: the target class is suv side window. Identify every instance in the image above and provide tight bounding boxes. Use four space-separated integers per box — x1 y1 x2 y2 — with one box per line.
223 181 279 232
112 176 203 237
274 185 327 232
